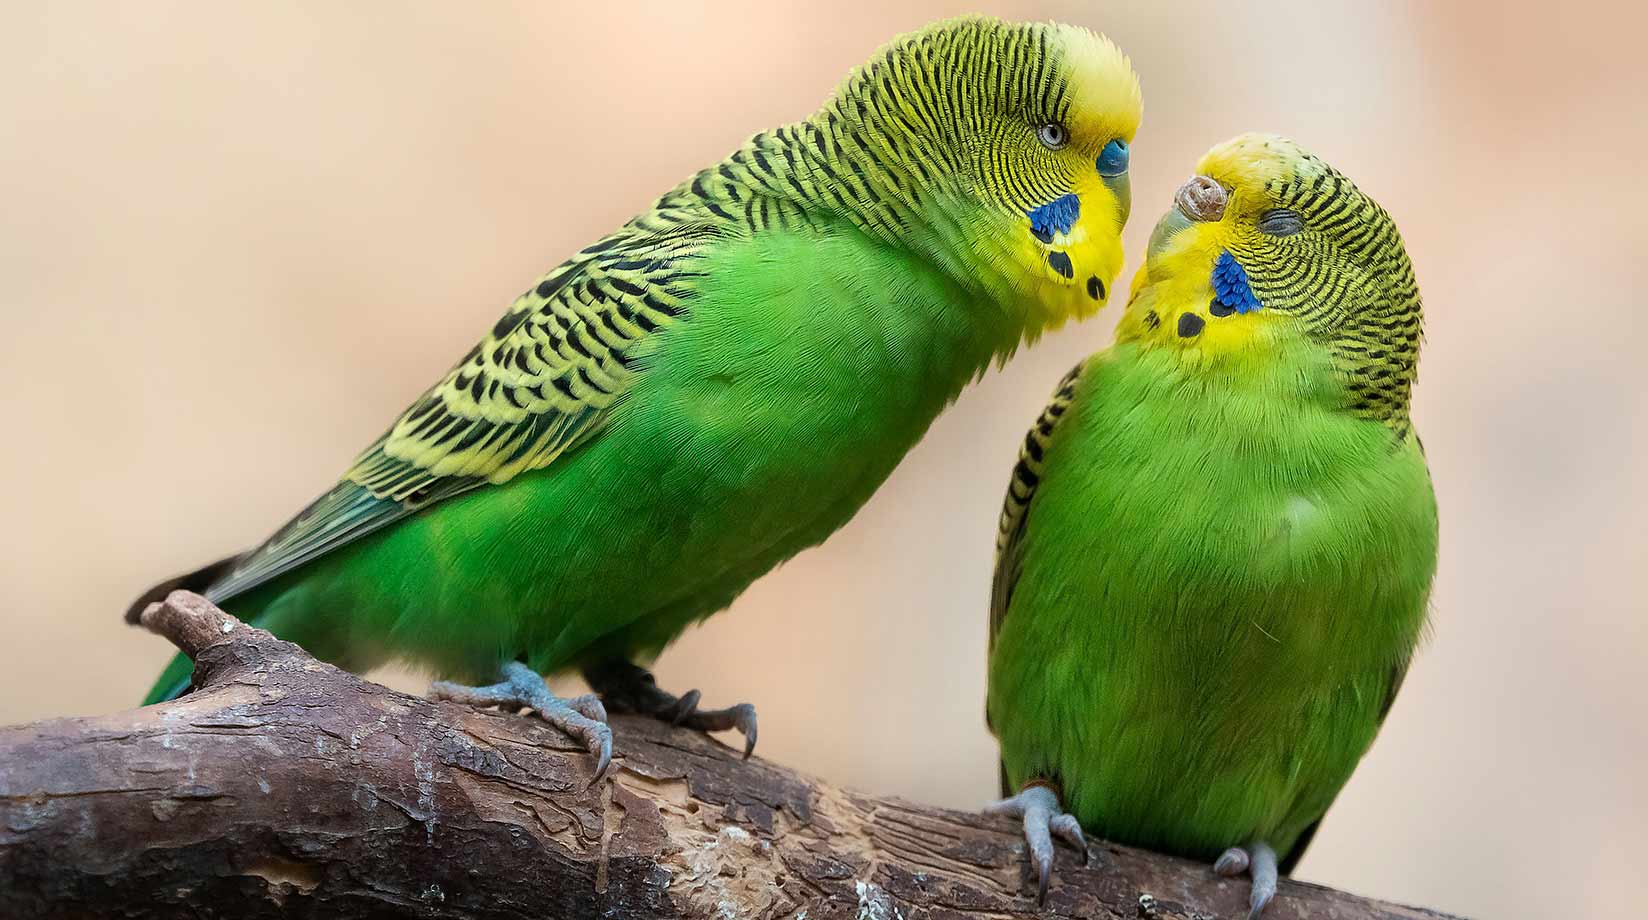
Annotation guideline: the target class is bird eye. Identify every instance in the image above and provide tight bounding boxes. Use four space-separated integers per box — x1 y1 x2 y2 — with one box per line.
1037 123 1069 150
1257 208 1305 236
1096 139 1129 177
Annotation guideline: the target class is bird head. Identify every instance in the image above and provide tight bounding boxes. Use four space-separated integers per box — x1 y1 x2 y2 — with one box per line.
815 18 1142 336
1118 133 1422 429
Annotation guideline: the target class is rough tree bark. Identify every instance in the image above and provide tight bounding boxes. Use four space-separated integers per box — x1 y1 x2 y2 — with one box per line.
0 592 1464 920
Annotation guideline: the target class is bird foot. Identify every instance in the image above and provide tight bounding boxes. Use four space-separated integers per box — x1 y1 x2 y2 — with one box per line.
663 692 759 758
1213 842 1277 919
583 659 758 758
985 783 1088 904
430 661 613 780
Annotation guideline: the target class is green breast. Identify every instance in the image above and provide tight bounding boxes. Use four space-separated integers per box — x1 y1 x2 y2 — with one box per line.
223 223 1022 684
988 341 1437 860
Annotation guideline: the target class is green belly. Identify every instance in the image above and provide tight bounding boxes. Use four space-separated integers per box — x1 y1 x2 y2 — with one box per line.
222 225 1015 684
988 343 1437 860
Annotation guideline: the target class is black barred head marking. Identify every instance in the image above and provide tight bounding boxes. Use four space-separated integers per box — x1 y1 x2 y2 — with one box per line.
1201 134 1423 435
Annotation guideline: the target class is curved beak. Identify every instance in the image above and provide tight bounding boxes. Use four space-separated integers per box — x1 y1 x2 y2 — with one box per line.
1101 172 1131 228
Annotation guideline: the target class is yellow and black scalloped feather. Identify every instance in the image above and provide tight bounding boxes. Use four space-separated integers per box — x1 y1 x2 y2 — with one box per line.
202 217 726 602
988 359 1085 653
199 121 838 605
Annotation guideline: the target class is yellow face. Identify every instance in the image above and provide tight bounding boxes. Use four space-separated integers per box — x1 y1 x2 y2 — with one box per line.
1117 134 1348 363
845 19 1140 331
1114 132 1421 432
954 23 1142 331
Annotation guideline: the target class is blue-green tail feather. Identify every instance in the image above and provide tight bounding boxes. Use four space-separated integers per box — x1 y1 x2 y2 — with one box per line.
129 553 249 706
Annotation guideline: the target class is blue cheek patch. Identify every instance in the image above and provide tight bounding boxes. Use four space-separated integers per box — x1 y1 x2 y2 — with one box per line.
1211 250 1262 315
1027 193 1080 244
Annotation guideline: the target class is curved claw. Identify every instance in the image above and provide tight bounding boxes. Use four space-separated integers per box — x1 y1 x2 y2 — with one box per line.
581 661 758 758
1049 812 1089 865
1210 842 1277 919
1215 846 1250 877
732 703 758 759
1246 842 1277 920
1037 852 1052 906
677 701 758 759
555 709 613 785
986 784 1087 904
588 722 614 784
431 664 616 782
565 692 610 724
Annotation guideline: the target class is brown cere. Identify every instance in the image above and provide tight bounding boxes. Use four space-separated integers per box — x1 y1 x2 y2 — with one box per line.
1175 175 1227 222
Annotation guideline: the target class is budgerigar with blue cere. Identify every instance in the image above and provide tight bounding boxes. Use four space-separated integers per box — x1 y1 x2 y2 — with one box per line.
986 134 1435 917
130 17 1145 778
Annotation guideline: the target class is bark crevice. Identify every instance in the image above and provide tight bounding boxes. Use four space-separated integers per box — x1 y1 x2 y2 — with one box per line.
0 592 1464 920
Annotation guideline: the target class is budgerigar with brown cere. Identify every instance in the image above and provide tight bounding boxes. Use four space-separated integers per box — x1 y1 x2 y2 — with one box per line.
986 134 1436 916
130 17 1144 778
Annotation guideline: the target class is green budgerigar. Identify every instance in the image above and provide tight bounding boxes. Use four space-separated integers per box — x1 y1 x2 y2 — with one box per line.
131 17 1143 774
985 135 1436 916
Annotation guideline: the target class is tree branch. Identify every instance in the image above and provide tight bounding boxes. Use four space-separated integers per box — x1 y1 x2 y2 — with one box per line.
0 592 1464 919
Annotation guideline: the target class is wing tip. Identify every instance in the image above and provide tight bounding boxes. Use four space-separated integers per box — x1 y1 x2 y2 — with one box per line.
124 554 241 624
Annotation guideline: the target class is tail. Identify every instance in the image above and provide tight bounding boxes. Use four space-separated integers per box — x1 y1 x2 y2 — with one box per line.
128 554 243 705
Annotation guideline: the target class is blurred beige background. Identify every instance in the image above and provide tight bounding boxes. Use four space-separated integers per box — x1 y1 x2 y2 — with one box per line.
3 2 1644 917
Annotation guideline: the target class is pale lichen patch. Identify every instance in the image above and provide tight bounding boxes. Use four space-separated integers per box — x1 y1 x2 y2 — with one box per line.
854 879 903 920
669 824 789 919
244 857 321 905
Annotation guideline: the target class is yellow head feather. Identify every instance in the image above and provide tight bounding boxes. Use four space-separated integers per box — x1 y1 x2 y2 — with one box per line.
1118 132 1422 431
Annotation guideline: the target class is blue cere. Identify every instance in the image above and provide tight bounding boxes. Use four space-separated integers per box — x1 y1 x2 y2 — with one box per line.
1027 193 1080 243
1211 250 1263 314
1097 139 1129 178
